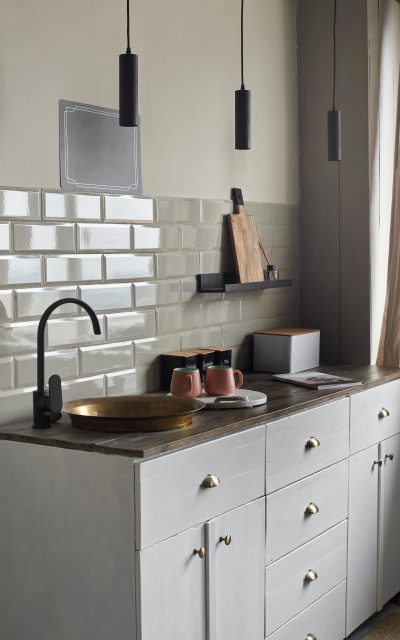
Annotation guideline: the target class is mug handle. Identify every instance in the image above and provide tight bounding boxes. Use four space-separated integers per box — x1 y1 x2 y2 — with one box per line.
233 370 243 389
186 375 193 395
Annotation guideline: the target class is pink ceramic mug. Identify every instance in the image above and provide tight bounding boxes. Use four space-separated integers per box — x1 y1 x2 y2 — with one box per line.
204 365 244 396
170 367 202 398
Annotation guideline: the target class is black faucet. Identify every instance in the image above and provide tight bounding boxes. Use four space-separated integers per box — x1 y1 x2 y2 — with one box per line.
32 298 101 428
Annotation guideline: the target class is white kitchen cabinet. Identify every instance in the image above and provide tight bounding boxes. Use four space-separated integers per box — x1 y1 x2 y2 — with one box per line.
379 433 400 607
137 498 265 640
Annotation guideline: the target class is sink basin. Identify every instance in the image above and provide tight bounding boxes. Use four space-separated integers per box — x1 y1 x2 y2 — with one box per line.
64 395 205 433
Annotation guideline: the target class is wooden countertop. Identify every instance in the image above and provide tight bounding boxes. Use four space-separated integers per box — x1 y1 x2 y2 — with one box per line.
1 365 399 459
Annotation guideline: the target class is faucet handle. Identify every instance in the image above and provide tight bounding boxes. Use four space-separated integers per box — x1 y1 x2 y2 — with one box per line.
47 374 63 414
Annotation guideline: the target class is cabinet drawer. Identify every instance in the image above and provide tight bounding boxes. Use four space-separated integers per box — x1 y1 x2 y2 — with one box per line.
350 379 400 454
135 426 265 549
267 581 346 640
266 398 349 493
266 459 348 563
265 520 347 636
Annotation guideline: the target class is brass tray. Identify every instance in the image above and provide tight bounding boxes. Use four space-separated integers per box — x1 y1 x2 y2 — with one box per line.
64 395 205 433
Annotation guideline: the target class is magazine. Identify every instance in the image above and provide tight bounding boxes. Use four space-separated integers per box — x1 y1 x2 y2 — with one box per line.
272 371 362 390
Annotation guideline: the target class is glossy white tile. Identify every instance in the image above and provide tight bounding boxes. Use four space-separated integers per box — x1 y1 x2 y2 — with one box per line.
180 327 223 350
0 188 41 219
0 290 14 321
202 300 241 326
106 310 156 341
222 320 260 347
156 252 199 278
104 195 154 222
156 304 201 335
200 250 231 274
132 225 179 250
134 334 181 366
181 225 221 250
0 387 34 425
14 223 75 253
15 350 78 388
0 357 13 390
134 281 180 307
0 320 37 356
80 341 133 376
105 254 154 280
47 315 105 348
106 368 147 396
78 224 131 251
180 277 221 303
44 191 101 220
0 224 11 252
79 283 132 312
0 256 42 286
15 286 78 319
62 375 105 403
156 198 200 223
200 200 227 224
45 255 102 283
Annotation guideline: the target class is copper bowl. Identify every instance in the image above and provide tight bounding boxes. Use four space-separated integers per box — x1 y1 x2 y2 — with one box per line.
64 395 205 433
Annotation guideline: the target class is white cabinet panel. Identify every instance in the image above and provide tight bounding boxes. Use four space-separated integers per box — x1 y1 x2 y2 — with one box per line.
266 459 348 563
266 398 349 493
137 523 206 640
136 426 265 549
346 444 379 635
379 433 400 607
350 379 400 454
265 520 347 636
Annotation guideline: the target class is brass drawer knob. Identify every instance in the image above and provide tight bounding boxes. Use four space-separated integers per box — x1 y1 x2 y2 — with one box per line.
385 453 394 462
305 436 320 449
219 534 232 546
306 635 317 640
305 503 319 516
201 474 220 489
379 408 390 418
193 546 206 559
304 569 318 582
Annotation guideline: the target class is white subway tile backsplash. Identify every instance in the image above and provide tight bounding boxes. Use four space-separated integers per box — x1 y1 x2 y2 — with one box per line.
0 256 42 286
15 349 78 388
0 188 40 219
156 252 199 278
222 320 260 347
0 357 13 390
44 191 101 220
132 225 179 250
14 223 75 253
80 341 133 376
134 281 180 307
15 286 78 319
78 224 131 251
105 254 154 280
200 250 231 274
180 327 223 350
181 225 221 251
0 321 37 356
134 334 181 366
106 368 147 396
62 375 105 403
157 304 201 335
0 387 34 424
200 200 228 224
156 198 200 223
47 315 105 349
79 283 132 312
0 290 14 321
202 300 241 326
104 195 154 222
0 224 11 252
180 277 221 303
45 255 102 283
106 310 156 341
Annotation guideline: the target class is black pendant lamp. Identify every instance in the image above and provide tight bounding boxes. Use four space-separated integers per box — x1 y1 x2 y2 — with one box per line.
327 0 341 161
235 0 251 150
119 0 138 127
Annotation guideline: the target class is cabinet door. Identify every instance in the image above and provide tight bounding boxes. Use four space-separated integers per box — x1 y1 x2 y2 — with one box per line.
346 444 379 636
137 523 206 640
208 498 265 640
379 433 400 607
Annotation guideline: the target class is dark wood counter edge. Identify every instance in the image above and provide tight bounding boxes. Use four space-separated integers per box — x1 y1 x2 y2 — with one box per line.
1 365 399 459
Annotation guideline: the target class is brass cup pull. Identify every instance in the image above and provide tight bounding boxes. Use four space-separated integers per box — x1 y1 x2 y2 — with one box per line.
374 460 383 468
304 569 318 582
305 503 319 516
385 453 394 462
219 534 232 546
193 546 206 559
200 474 220 489
306 635 317 640
305 436 320 449
379 408 390 418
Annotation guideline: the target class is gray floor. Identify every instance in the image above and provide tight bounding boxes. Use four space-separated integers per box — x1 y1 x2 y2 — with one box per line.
349 600 400 639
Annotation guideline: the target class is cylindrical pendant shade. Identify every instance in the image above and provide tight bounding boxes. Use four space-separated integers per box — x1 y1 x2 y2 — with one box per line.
119 52 138 127
235 88 251 150
328 108 341 161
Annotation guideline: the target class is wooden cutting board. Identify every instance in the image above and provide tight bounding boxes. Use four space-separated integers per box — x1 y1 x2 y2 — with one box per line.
226 188 264 283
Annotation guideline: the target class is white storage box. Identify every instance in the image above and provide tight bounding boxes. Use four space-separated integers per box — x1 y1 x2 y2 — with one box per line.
253 328 320 373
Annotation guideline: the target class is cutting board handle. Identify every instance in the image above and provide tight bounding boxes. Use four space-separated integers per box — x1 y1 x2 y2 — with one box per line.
231 188 244 214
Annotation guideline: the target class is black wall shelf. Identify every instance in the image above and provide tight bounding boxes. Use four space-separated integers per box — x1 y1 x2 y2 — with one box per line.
196 272 292 293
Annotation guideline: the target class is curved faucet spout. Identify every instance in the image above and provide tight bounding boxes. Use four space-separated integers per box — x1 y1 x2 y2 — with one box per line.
33 298 101 428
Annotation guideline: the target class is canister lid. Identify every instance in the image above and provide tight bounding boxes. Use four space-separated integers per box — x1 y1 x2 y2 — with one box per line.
255 327 319 336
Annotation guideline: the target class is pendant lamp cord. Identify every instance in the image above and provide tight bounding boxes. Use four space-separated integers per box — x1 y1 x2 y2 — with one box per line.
126 0 131 53
332 0 337 109
241 0 245 89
